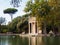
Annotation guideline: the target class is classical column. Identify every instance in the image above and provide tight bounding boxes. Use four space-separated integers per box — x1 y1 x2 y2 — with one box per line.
37 21 38 34
29 23 30 34
31 22 36 34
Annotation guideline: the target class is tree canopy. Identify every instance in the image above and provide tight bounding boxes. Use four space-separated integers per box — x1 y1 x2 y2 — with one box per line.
8 14 29 33
4 8 18 14
3 8 18 20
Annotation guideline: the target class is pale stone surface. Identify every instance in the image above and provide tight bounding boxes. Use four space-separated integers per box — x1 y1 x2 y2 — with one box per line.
29 17 36 23
38 30 42 34
28 17 38 34
49 30 54 34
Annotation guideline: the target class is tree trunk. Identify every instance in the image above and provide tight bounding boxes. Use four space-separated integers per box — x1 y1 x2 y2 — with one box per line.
10 14 13 21
42 20 47 34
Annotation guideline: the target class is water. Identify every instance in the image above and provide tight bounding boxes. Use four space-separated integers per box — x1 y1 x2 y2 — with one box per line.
0 35 60 45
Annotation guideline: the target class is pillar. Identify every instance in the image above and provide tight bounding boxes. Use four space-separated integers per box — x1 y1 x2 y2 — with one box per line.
29 23 30 34
31 22 36 34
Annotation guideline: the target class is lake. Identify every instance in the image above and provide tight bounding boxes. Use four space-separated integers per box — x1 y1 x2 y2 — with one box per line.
0 35 60 45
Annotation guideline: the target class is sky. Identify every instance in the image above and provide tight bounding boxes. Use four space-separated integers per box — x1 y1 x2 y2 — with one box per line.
0 0 28 24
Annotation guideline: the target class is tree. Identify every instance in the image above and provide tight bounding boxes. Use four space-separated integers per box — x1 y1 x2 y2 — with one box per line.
0 17 6 32
17 14 29 33
0 17 5 25
3 8 18 20
10 0 22 7
24 0 51 33
24 0 60 34
8 16 21 33
8 14 29 33
1 25 8 33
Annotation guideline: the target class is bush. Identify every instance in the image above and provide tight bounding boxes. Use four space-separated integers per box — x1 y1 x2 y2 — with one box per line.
2 29 8 33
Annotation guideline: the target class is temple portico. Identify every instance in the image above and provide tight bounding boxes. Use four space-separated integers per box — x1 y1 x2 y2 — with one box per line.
28 17 38 35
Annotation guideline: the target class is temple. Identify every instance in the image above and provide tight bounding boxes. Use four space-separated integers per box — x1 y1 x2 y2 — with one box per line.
28 17 42 35
28 17 38 35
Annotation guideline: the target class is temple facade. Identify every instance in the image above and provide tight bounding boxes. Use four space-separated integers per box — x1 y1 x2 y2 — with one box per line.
28 17 42 35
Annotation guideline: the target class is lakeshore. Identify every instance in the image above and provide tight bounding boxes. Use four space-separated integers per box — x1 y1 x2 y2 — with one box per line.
0 33 59 37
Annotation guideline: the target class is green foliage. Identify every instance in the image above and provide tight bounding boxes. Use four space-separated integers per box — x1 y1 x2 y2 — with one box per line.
17 19 28 33
0 25 8 33
40 3 51 16
2 29 8 33
17 14 29 33
8 14 29 33
24 0 60 33
8 16 21 33
24 0 32 12
4 8 18 14
24 0 51 30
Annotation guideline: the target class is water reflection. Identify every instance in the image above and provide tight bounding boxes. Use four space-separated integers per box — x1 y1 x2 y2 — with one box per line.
30 37 36 45
0 35 29 45
42 36 60 45
28 37 42 45
0 35 60 45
